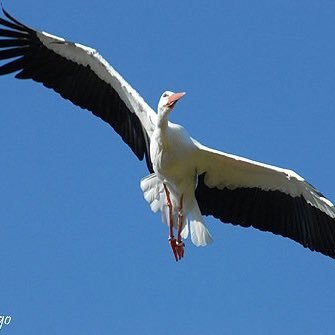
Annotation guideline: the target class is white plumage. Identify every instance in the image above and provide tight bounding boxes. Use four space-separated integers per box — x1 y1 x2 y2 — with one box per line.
1 9 334 261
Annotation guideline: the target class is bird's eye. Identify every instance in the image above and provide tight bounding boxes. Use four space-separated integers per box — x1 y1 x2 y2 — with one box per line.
163 93 168 98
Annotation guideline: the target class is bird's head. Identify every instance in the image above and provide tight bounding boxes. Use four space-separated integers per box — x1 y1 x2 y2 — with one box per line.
158 91 186 116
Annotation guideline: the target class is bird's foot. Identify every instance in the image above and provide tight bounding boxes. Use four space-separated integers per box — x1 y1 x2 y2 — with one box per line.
169 237 185 261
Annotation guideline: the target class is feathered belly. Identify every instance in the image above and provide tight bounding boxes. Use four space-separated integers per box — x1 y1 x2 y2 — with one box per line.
152 144 196 190
150 125 198 194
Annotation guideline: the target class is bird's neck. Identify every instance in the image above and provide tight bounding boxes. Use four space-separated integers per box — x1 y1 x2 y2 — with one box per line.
157 110 169 129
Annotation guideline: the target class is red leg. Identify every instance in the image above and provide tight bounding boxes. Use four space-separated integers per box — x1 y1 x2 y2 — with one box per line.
163 184 178 261
175 195 185 259
177 195 184 241
163 184 174 239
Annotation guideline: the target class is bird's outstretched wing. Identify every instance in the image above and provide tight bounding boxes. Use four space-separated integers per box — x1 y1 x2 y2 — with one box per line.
194 141 335 258
0 9 156 171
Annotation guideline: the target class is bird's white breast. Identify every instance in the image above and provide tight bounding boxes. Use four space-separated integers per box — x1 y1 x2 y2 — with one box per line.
150 123 198 194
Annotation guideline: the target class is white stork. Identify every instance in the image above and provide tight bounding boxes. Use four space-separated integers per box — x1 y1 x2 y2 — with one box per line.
0 9 334 261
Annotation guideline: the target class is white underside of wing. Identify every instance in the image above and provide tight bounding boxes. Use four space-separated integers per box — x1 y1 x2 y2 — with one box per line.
193 140 335 218
37 31 157 136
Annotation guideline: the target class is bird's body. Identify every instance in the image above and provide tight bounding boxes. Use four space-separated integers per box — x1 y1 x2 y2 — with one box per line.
148 109 213 255
152 123 195 196
1 8 335 261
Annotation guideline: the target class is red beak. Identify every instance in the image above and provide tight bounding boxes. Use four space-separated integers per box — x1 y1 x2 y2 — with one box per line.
166 92 186 107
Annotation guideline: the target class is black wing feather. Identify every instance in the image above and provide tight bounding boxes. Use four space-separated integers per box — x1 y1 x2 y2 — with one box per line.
0 46 29 60
0 17 28 31
0 10 153 172
0 28 28 38
195 173 335 259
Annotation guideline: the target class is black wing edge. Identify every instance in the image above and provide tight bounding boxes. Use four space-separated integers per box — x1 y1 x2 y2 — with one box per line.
0 6 154 173
195 173 335 259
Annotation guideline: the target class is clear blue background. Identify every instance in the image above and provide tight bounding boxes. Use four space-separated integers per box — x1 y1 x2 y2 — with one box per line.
1 1 335 334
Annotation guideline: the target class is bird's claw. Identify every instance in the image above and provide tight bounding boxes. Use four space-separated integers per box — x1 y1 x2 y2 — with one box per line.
169 238 185 261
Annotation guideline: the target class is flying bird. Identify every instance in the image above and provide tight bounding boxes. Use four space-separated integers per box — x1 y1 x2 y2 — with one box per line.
1 9 334 261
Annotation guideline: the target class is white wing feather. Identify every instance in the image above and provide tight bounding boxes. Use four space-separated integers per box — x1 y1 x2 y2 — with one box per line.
37 31 157 137
194 140 335 219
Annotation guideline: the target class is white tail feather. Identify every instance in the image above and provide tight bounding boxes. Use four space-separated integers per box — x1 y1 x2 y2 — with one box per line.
140 174 211 246
189 204 213 246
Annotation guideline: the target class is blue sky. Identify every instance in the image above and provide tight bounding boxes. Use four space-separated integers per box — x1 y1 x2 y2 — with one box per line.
1 1 335 334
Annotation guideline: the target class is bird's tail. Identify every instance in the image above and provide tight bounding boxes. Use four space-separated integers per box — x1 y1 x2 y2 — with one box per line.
140 173 212 245
189 203 213 246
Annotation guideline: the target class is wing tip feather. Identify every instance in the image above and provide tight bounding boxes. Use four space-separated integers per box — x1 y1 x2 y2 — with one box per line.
0 5 33 32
